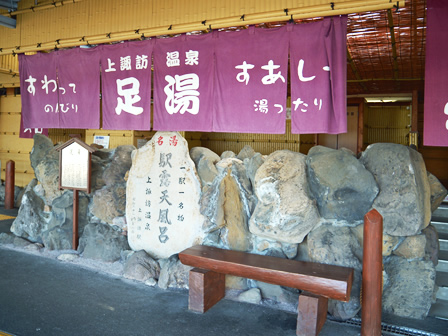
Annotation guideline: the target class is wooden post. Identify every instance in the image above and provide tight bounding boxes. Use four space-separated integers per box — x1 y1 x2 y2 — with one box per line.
297 293 328 336
5 160 15 209
188 268 225 313
72 189 79 250
361 209 383 336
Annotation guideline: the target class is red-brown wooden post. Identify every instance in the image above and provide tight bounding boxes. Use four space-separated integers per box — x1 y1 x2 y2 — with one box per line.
5 160 15 209
72 189 79 250
361 209 383 336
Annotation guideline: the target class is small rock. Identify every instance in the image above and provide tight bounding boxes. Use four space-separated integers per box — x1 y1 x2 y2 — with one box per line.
145 278 157 287
393 234 426 259
237 145 256 161
24 243 43 252
428 172 447 212
0 233 15 244
256 281 299 305
13 236 31 247
123 250 160 282
238 288 262 305
158 255 192 290
57 253 79 262
221 151 236 159
422 225 439 266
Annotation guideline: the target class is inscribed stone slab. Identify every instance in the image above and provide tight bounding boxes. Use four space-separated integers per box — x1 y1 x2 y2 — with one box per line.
126 132 205 259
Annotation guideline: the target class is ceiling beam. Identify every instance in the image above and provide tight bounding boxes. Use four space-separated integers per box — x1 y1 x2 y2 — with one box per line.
387 9 399 80
347 47 368 92
0 0 406 55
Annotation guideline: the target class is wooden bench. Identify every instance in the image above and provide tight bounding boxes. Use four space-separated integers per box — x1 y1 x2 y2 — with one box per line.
179 245 354 336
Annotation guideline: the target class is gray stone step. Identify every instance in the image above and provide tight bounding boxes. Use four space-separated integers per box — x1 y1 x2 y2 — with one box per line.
432 221 448 234
429 299 448 320
432 203 448 221
436 271 448 288
441 239 448 251
439 250 448 261
437 259 448 272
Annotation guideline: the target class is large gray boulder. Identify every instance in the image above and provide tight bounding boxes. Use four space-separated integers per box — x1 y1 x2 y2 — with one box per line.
189 147 220 167
78 223 129 262
201 159 253 252
360 144 431 236
307 223 362 319
306 146 378 221
31 134 63 204
42 190 89 250
10 181 47 243
382 256 436 319
249 150 320 244
90 145 134 225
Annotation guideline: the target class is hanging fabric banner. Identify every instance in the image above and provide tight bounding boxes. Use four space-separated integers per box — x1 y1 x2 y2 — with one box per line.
214 26 288 133
153 34 214 132
290 16 347 134
100 40 153 130
19 52 59 128
57 47 101 129
424 0 448 147
19 115 48 138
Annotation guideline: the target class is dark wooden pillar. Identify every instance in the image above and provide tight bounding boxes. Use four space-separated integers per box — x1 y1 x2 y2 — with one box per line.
361 209 383 336
72 189 79 250
5 160 15 209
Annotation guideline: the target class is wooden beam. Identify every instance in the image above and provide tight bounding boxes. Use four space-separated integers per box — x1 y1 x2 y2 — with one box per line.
347 48 368 92
387 9 399 80
0 0 406 56
411 90 418 133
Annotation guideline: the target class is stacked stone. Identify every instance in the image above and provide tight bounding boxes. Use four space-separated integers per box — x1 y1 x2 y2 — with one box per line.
4 134 446 321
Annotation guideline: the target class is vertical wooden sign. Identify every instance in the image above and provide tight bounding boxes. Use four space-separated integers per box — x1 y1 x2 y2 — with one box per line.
55 138 94 250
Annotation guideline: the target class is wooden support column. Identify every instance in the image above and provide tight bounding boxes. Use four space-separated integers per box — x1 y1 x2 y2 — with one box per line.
297 293 328 336
5 160 15 209
188 268 225 313
72 189 79 250
357 99 364 154
361 209 383 336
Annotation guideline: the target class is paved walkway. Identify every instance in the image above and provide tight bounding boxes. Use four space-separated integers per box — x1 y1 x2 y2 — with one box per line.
0 206 447 336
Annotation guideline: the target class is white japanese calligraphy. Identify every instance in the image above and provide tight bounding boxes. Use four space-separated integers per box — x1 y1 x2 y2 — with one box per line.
136 55 149 70
298 59 316 82
25 76 37 96
254 99 268 113
164 74 200 115
166 51 180 67
261 60 285 85
445 102 448 130
235 61 255 85
105 58 116 72
41 75 57 94
120 56 132 71
185 50 199 66
115 77 143 115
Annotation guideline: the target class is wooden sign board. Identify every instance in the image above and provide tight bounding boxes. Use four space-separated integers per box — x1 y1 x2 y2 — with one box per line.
56 138 95 193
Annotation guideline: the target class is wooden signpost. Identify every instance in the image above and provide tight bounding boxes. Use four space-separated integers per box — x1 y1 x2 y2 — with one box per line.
55 138 94 250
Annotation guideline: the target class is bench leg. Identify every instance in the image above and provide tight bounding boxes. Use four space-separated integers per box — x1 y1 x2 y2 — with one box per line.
188 268 225 313
296 293 328 336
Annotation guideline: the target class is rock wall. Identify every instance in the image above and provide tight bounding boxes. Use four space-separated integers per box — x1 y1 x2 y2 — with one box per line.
5 135 447 322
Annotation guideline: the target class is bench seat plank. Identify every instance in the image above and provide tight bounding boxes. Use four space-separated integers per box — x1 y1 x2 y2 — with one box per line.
179 245 353 302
